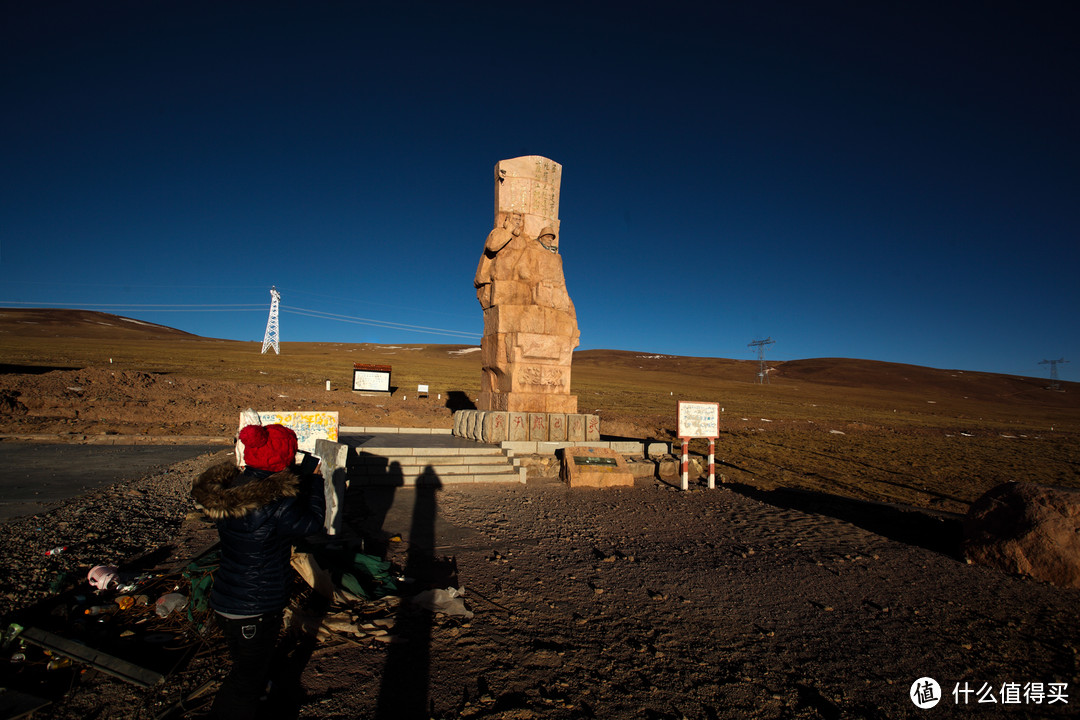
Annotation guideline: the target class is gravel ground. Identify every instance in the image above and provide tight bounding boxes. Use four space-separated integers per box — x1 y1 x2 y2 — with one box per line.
1 452 1079 719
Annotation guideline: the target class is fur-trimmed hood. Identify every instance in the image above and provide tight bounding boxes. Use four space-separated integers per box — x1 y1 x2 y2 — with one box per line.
191 460 301 520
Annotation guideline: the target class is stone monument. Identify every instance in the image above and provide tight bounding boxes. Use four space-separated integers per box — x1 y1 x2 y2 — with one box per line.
474 156 579 414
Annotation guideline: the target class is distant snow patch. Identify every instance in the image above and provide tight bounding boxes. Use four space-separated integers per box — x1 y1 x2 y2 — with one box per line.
448 347 482 356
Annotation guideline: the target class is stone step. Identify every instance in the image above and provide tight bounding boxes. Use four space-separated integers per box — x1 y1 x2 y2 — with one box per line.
346 447 525 485
352 446 507 458
351 453 510 467
354 462 518 479
351 458 520 473
350 470 524 487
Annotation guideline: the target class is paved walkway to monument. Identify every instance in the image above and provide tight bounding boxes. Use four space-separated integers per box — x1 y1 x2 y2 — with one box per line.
339 427 650 457
338 428 487 450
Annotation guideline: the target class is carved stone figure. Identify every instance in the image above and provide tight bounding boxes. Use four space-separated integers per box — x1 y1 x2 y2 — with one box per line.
474 156 579 413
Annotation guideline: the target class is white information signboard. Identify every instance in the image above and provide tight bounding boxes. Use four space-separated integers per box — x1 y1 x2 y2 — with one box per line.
353 372 389 392
678 401 719 439
246 410 339 454
353 364 391 392
237 411 342 537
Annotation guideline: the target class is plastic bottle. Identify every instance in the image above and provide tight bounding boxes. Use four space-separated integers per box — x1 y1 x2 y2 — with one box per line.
154 593 188 618
84 605 118 616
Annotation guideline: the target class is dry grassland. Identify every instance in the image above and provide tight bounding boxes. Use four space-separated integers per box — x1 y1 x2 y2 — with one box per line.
1 309 1078 516
3 310 1080 720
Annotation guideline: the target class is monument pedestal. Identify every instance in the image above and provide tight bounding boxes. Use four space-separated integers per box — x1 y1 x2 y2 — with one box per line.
453 409 599 444
478 391 577 414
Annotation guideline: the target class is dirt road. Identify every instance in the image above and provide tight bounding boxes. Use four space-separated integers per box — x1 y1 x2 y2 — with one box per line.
0 443 220 521
3 455 1076 719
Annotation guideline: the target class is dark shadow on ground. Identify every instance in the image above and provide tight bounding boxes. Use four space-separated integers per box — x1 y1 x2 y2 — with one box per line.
267 457 408 719
267 591 330 720
340 452 405 557
375 465 444 720
0 364 82 374
444 391 476 412
723 482 965 559
262 469 349 720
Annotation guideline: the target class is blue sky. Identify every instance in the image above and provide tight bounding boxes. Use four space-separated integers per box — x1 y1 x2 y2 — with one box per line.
2 1 1076 380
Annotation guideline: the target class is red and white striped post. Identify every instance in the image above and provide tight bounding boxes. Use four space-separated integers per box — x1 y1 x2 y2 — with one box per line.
680 439 690 491
708 439 716 489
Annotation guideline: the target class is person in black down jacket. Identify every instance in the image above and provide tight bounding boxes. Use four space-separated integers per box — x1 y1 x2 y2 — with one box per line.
191 422 325 720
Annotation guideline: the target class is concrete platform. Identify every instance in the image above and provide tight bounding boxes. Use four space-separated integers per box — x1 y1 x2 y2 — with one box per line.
336 431 525 487
339 429 652 458
340 431 487 451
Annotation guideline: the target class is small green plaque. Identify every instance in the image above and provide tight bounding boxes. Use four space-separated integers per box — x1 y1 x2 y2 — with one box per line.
574 455 618 467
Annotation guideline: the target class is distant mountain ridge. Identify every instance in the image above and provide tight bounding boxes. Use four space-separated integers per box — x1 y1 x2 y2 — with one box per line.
0 309 1070 403
0 308 199 339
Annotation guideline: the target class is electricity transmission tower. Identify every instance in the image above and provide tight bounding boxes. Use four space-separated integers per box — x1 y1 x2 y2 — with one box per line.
748 337 775 384
1039 358 1068 391
261 286 281 355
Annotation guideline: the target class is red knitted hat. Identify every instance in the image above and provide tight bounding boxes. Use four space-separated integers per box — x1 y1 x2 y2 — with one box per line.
238 424 298 472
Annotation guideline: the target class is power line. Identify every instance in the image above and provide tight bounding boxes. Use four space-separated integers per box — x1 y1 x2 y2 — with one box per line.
0 301 264 310
0 299 481 340
282 306 480 339
272 285 473 322
1 282 272 292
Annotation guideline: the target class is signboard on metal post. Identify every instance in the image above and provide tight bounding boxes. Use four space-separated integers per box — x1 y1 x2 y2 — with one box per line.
677 401 720 491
